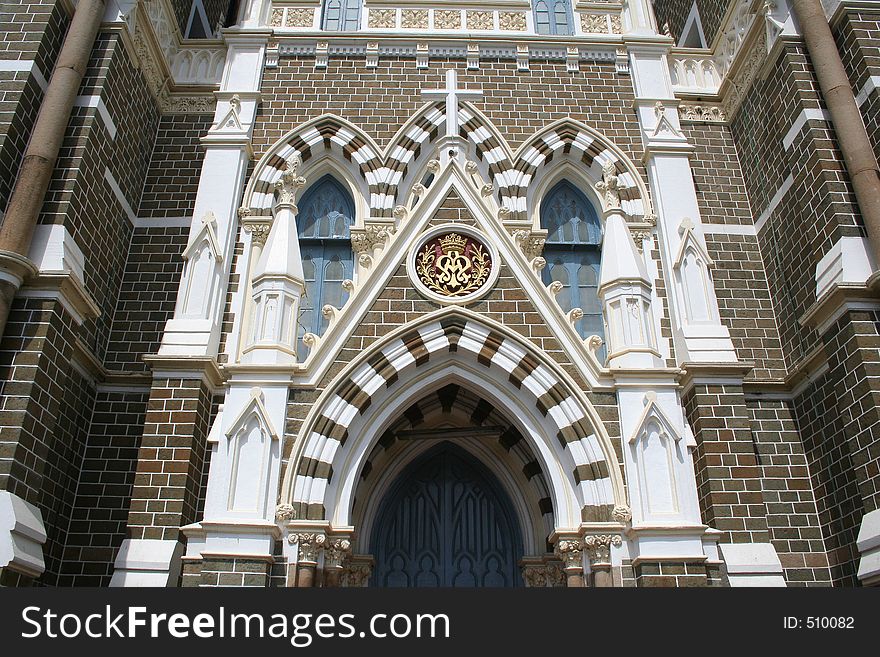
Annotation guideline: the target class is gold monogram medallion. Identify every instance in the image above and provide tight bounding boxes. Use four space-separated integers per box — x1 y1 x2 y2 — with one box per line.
412 230 494 300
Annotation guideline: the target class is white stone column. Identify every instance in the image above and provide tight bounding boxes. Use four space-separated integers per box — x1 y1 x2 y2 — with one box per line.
597 164 664 370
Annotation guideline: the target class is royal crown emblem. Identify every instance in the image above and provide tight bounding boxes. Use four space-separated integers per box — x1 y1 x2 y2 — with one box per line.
413 229 494 299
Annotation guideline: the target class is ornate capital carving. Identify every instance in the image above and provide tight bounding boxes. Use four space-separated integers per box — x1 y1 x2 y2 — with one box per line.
324 538 352 570
554 538 584 571
583 534 621 566
290 532 326 563
244 222 271 247
275 155 307 207
341 562 372 587
522 561 565 587
595 161 622 211
351 225 396 256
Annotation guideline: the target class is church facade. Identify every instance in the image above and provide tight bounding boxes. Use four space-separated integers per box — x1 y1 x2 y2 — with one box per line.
1 0 880 588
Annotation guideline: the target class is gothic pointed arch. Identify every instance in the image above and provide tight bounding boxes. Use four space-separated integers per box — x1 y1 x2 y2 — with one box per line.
504 119 652 222
280 308 626 531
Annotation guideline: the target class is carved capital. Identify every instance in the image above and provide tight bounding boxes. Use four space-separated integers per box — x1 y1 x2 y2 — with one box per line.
554 538 584 571
583 534 621 566
324 538 352 570
244 222 271 247
511 229 546 262
351 225 396 255
341 562 372 587
290 532 326 563
522 561 565 587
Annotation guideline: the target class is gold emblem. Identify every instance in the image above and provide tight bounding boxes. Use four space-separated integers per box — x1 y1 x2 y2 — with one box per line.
415 232 492 298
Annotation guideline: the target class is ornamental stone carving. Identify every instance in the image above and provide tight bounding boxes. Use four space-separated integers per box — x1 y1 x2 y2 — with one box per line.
581 14 608 33
244 222 271 247
595 161 622 211
270 8 283 26
612 505 633 523
275 503 295 522
275 155 307 207
435 10 461 29
511 229 546 262
402 10 428 29
341 562 372 587
522 562 565 587
290 532 326 563
499 12 526 31
583 534 622 565
610 14 622 34
468 11 493 30
324 538 352 569
369 9 396 29
351 225 395 255
286 8 314 27
680 103 727 123
554 538 584 570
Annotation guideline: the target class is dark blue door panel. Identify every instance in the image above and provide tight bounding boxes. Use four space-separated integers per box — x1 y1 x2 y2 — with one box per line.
370 442 523 587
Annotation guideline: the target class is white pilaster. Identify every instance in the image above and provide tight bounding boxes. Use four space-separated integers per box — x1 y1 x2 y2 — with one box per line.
628 43 737 364
158 31 269 357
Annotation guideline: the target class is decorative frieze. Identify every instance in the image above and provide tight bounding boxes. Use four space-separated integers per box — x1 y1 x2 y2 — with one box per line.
467 11 493 30
401 10 428 29
369 8 396 29
499 12 526 31
522 561 565 587
679 103 727 123
435 10 462 30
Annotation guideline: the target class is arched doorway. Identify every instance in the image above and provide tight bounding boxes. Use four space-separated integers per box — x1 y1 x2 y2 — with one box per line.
370 442 524 587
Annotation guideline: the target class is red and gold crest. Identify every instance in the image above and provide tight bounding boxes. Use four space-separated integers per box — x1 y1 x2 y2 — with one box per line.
414 231 493 298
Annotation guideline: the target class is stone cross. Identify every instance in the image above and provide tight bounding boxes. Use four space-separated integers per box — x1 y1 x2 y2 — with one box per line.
421 69 483 139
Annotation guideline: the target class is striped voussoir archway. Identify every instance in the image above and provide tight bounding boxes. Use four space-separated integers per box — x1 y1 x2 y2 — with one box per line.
290 316 616 523
463 118 648 222
248 109 445 219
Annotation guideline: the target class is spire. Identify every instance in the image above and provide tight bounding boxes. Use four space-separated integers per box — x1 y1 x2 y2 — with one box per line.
599 212 649 291
252 156 306 282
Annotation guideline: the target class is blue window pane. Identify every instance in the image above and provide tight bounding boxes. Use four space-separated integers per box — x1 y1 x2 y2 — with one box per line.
540 180 603 344
296 176 355 354
323 0 360 30
533 0 572 35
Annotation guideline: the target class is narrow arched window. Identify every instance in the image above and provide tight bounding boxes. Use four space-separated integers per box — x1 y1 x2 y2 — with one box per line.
540 180 603 341
533 0 573 35
297 175 355 351
322 0 361 31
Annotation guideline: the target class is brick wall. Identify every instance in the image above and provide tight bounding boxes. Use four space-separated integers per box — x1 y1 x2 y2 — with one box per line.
731 42 863 371
60 390 149 586
746 398 832 586
125 379 213 542
651 0 730 45
40 33 160 363
683 383 772 545
104 227 189 373
833 8 880 164
138 113 212 219
0 0 68 217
